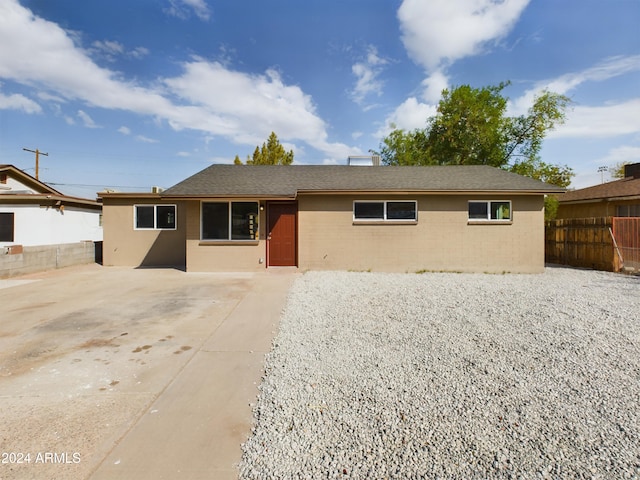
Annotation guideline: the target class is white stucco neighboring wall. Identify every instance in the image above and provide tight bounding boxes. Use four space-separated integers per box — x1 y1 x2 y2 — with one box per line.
0 204 102 247
2 175 36 193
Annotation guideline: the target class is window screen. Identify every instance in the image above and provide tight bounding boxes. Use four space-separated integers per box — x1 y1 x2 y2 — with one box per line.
0 212 14 242
231 202 259 240
156 206 176 229
387 201 417 220
135 206 155 229
354 202 384 220
202 202 229 240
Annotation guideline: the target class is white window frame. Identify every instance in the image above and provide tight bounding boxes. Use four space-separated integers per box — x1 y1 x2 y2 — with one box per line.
353 200 418 223
468 200 512 223
133 204 177 230
200 201 259 241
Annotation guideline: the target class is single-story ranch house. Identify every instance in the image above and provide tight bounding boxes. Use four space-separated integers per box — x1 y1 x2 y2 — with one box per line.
556 162 640 219
1 164 102 278
100 164 564 273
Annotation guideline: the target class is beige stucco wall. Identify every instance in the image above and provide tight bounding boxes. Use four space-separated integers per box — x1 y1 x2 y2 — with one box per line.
184 200 267 272
297 194 545 273
102 198 186 267
104 194 545 273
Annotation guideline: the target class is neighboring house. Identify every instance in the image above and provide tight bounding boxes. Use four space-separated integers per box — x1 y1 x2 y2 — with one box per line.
548 162 640 273
100 163 563 273
556 162 640 218
0 164 102 277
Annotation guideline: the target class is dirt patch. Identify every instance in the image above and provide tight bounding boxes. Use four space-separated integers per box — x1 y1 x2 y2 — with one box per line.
79 338 120 349
173 346 192 354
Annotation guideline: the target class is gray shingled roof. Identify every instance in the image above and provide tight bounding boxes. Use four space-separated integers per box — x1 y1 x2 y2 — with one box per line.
162 164 564 198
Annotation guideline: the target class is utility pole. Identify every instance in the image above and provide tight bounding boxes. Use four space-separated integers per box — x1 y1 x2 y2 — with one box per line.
23 148 49 180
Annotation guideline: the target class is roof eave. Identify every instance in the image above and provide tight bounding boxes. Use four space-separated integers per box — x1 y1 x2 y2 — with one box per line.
0 194 102 208
160 193 297 200
560 194 640 204
297 188 562 195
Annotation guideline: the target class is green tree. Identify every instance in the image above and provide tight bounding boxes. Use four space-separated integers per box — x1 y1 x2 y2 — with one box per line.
234 132 294 165
377 82 572 172
375 83 573 221
378 126 431 166
610 161 629 179
509 157 574 221
503 90 571 166
426 82 509 167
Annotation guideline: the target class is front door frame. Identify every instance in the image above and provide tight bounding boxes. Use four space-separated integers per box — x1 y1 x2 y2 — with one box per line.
266 201 298 267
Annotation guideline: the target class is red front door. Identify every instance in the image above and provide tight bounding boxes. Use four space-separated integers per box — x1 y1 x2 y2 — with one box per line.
267 202 297 266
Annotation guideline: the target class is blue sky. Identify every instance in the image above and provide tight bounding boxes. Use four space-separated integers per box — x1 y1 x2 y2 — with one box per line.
0 0 639 198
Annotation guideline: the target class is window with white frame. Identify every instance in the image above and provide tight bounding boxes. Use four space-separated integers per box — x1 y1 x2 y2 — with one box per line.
353 201 417 222
134 205 176 230
468 201 511 221
202 201 259 241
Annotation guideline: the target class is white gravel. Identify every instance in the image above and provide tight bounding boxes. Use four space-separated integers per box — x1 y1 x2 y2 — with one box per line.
239 267 640 479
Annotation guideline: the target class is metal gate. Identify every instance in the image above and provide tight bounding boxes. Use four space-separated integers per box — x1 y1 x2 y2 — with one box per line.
612 217 640 271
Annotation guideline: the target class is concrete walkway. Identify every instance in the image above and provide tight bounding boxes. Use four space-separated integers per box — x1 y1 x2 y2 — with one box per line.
88 270 296 480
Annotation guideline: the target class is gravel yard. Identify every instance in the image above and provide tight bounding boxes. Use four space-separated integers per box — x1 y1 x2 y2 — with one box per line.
239 267 640 479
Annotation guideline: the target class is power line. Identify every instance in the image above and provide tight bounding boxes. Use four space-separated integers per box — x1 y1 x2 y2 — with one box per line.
47 182 152 190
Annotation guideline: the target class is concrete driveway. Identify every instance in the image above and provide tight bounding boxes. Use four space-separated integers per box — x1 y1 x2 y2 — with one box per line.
0 264 296 480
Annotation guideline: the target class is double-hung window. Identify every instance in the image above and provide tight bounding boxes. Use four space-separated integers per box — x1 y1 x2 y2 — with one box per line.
468 201 511 222
134 205 176 230
202 202 259 241
353 201 417 222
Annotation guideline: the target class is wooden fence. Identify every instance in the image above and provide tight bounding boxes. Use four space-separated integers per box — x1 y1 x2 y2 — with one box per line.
546 217 640 272
613 217 640 271
545 217 617 271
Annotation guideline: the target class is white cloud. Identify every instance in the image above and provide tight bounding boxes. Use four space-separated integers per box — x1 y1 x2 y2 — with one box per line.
164 59 358 158
0 0 357 162
550 99 640 139
0 1 174 115
397 0 530 71
92 40 124 57
384 0 529 144
91 40 149 62
0 91 41 113
118 126 131 135
351 46 387 105
375 97 436 138
509 55 640 116
421 70 449 103
130 47 150 59
598 146 640 166
136 135 158 143
77 109 99 128
505 56 640 139
547 55 640 96
165 0 211 21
